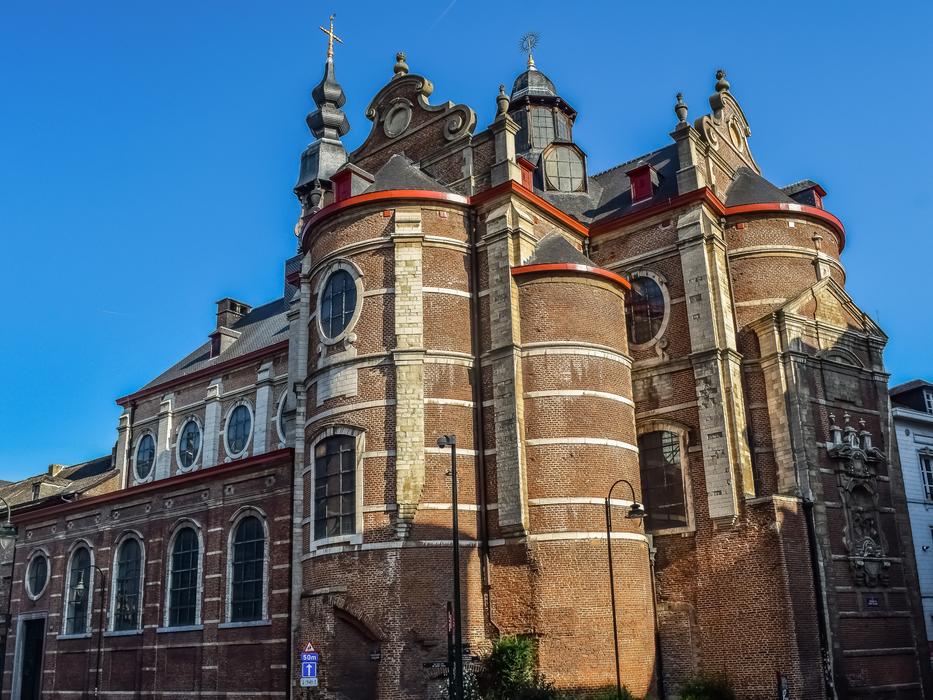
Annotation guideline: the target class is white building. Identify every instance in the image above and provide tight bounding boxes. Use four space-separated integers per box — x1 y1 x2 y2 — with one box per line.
891 378 933 655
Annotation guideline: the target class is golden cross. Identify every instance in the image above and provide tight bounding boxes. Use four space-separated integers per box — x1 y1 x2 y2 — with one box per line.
319 13 343 59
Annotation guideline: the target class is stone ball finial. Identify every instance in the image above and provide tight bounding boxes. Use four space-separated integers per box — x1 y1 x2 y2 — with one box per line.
715 69 730 93
674 92 688 124
394 52 409 78
496 84 509 117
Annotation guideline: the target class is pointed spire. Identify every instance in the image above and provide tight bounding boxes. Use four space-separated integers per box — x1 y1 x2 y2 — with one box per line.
306 14 349 141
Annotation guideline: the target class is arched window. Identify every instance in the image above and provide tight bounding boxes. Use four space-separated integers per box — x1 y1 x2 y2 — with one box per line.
167 527 200 627
637 430 688 532
320 269 358 340
229 515 266 622
314 435 357 540
112 538 143 631
65 546 91 634
625 275 667 345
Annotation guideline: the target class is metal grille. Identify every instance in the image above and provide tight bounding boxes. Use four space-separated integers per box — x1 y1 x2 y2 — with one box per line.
321 270 357 339
638 431 688 531
314 436 356 540
65 547 90 634
113 539 142 631
168 528 199 627
231 516 265 622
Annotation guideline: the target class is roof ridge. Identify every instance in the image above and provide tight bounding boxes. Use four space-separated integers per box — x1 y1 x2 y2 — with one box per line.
591 146 668 179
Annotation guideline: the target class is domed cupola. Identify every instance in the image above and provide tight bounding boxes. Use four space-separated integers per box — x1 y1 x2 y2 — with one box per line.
507 38 586 193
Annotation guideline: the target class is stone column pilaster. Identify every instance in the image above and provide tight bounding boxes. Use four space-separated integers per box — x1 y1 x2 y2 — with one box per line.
254 360 274 456
154 393 175 481
114 409 132 487
490 114 522 187
392 207 426 537
202 379 223 468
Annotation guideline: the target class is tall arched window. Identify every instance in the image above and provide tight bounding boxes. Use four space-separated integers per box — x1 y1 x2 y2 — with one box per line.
637 430 689 532
167 527 200 627
112 538 143 631
314 435 357 540
65 546 91 635
320 269 357 340
229 515 266 622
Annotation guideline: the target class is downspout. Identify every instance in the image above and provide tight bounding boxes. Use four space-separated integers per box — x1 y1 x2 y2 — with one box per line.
467 208 497 636
647 539 666 700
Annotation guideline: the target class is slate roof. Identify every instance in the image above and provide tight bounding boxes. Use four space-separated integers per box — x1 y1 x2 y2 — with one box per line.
890 379 933 397
725 167 798 207
138 297 289 392
0 455 117 510
365 154 452 194
782 179 821 197
523 232 594 267
510 68 558 101
532 144 679 225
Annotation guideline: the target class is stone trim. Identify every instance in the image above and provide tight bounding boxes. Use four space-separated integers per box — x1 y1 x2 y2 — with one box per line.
24 547 51 601
314 258 365 347
132 429 157 485
626 268 672 349
174 415 204 474
525 437 639 453
524 389 635 408
307 426 366 551
61 539 96 636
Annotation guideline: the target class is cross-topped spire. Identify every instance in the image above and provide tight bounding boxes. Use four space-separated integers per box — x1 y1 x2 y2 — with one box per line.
319 13 343 60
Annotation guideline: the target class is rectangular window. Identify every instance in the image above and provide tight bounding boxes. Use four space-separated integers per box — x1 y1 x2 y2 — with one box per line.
314 436 357 540
922 455 933 502
530 108 555 149
638 431 688 531
925 391 933 415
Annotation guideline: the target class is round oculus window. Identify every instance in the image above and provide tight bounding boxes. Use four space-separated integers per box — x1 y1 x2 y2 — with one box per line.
320 269 357 340
27 553 49 598
226 405 252 455
178 420 202 469
625 276 666 345
543 146 585 192
135 434 155 480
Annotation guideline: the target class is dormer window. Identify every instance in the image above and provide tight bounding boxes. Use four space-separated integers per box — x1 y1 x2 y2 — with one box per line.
543 144 586 193
626 163 659 203
925 390 933 415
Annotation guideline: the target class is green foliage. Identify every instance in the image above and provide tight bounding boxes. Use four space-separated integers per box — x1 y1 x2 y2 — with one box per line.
475 636 560 700
678 674 735 700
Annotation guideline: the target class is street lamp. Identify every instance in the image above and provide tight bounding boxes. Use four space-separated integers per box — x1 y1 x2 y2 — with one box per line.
604 479 646 700
436 434 464 700
74 564 108 699
0 496 16 553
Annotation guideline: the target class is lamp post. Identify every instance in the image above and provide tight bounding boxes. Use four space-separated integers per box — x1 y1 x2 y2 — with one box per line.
436 434 464 700
74 564 107 699
604 479 646 700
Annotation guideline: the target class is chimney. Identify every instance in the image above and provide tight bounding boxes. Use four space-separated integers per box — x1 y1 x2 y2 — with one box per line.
48 463 66 477
211 298 249 358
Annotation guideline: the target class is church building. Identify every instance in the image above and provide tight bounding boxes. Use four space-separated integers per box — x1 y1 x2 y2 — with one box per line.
2 21 930 700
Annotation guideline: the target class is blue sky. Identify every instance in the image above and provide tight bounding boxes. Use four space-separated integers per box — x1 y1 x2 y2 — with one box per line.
1 1 931 481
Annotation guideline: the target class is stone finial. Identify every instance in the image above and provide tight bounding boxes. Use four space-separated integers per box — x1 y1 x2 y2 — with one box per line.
394 52 409 78
715 69 730 93
674 92 688 124
496 84 509 117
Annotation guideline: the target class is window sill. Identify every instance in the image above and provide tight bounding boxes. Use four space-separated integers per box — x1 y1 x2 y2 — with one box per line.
312 533 362 550
218 619 272 629
156 624 204 634
57 632 92 640
104 629 142 637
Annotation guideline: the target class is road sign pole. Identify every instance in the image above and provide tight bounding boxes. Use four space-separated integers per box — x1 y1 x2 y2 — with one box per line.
437 435 464 700
447 601 455 700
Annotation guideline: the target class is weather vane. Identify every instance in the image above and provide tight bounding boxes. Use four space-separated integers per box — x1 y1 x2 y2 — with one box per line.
320 13 343 59
519 32 539 69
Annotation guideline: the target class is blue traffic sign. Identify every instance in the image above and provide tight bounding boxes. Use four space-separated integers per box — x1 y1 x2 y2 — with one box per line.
301 652 319 663
301 661 318 679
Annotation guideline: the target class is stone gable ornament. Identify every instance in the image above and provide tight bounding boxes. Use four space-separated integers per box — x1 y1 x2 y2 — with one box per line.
826 413 891 587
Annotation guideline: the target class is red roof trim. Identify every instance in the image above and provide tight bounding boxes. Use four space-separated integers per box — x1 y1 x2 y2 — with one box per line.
511 262 632 290
12 448 294 524
300 189 470 250
116 339 289 406
589 188 724 235
725 202 846 249
471 180 590 236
